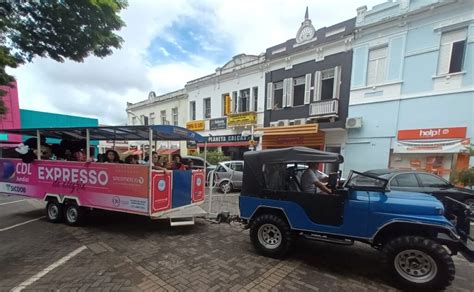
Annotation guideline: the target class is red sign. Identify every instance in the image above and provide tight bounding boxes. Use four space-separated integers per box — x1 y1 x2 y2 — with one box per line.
191 170 205 203
151 171 172 213
398 127 467 140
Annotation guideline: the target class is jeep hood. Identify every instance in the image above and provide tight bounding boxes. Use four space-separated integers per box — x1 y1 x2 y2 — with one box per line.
371 191 445 216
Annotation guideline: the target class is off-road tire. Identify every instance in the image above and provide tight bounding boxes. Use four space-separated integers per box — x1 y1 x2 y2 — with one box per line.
250 214 293 258
382 236 455 291
64 203 86 226
46 201 64 223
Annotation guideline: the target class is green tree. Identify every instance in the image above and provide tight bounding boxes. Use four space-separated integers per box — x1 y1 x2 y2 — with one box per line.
0 0 127 113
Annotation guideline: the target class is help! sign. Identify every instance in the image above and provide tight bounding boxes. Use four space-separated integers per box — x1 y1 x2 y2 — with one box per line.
398 127 467 140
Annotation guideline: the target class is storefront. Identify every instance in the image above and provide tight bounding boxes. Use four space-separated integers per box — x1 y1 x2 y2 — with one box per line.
197 134 259 160
389 127 470 180
187 112 260 160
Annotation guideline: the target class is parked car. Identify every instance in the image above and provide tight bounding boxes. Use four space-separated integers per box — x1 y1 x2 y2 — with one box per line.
213 160 244 193
239 147 473 291
364 169 474 209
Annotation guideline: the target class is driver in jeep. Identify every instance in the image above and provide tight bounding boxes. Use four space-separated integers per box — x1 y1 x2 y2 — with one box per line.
301 162 332 194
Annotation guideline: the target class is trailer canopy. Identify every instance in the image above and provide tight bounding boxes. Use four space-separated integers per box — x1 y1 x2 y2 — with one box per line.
0 125 207 142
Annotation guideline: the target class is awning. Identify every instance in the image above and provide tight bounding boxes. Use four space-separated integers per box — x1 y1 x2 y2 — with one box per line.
258 124 319 136
393 139 470 154
158 149 179 155
122 149 143 155
0 125 207 142
197 141 249 147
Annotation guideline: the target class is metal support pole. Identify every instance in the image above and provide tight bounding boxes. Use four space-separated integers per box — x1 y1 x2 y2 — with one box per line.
86 129 90 160
148 127 153 216
36 129 41 160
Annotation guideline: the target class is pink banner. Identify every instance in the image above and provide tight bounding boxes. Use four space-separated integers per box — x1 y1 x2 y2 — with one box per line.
0 159 150 214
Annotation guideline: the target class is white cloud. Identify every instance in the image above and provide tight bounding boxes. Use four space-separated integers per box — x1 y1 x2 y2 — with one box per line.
7 0 382 125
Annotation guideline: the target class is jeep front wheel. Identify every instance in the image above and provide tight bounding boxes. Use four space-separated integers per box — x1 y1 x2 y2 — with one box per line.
250 214 293 258
383 236 455 291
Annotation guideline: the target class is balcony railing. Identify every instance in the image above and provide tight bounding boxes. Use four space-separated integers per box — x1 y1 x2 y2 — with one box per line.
309 99 339 117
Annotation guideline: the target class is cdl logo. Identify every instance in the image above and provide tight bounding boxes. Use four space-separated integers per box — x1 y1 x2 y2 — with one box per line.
157 179 166 191
196 177 202 187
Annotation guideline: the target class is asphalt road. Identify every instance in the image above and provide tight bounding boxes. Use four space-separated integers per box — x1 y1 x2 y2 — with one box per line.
0 193 473 291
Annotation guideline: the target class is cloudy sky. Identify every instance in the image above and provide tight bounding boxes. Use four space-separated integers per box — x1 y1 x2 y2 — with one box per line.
8 0 382 125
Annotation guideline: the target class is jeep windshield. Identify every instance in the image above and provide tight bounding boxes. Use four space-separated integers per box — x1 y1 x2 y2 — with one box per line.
345 171 389 191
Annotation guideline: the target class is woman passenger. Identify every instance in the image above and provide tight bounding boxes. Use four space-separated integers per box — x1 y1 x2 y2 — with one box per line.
104 150 121 163
124 155 139 164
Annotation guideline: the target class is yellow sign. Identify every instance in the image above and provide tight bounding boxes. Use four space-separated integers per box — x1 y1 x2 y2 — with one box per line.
186 120 205 131
228 112 257 126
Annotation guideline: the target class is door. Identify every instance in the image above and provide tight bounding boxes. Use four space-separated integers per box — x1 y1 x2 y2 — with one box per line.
229 162 244 188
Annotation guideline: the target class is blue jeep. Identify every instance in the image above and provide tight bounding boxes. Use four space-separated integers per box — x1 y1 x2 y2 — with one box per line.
239 147 473 291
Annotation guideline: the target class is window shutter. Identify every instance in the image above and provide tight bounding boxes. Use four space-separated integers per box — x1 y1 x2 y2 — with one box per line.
313 71 322 101
286 78 294 107
231 92 237 113
266 83 273 110
282 78 288 107
333 66 341 99
304 73 312 104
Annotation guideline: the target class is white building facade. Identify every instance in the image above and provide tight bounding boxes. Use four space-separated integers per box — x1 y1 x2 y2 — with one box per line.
185 54 266 159
126 89 188 154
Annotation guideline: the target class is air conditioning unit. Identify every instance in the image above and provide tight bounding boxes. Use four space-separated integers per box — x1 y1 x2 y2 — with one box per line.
277 119 289 127
290 118 306 126
270 122 279 127
346 117 363 128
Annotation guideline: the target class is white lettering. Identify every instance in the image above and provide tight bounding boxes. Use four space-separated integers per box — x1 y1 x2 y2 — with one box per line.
88 170 97 184
38 167 45 180
79 169 88 183
97 171 108 186
54 168 61 181
71 169 79 183
63 168 70 181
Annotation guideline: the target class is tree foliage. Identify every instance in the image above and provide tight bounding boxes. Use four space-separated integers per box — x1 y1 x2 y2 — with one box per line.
0 0 127 113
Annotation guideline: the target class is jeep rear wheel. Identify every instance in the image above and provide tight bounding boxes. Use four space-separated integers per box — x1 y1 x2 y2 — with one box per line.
383 236 455 291
250 214 293 258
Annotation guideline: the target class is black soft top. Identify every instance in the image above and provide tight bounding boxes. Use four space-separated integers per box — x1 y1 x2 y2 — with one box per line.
242 147 343 196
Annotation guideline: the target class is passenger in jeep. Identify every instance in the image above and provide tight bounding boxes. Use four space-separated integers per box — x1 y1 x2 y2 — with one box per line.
301 162 332 194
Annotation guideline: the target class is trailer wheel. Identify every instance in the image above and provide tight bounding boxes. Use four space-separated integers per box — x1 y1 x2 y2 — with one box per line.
64 203 86 226
250 214 293 258
383 236 455 291
46 201 64 223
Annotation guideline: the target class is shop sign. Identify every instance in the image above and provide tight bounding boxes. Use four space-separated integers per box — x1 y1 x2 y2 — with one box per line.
206 134 259 144
186 120 205 131
398 127 467 140
210 118 227 130
187 140 197 149
227 112 257 126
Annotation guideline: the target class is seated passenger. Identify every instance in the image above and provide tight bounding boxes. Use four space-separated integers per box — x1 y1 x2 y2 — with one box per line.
104 149 121 163
145 152 166 170
301 162 332 194
172 154 187 170
124 155 139 164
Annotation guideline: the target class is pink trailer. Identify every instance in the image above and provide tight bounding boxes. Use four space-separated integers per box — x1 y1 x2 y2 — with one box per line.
0 125 208 226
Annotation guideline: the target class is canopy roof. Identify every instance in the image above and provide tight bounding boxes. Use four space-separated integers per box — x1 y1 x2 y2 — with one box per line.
242 147 344 196
0 125 207 142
